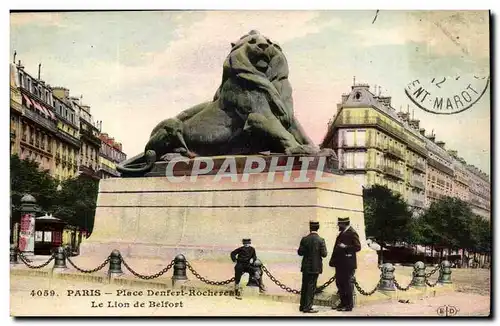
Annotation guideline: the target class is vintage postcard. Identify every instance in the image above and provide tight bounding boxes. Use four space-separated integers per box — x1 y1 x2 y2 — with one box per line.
9 10 491 317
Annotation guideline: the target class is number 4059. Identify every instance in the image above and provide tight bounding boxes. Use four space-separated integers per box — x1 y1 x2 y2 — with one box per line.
30 290 56 297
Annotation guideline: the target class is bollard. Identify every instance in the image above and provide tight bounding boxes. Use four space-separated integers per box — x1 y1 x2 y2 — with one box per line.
108 250 123 277
53 246 67 270
10 244 18 265
410 261 426 287
378 263 396 291
172 254 188 286
438 260 452 284
246 259 262 287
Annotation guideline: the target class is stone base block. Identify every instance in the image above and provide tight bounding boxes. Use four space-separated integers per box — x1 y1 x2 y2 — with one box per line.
82 169 375 267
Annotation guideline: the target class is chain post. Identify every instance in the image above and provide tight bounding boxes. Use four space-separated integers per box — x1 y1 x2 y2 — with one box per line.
172 254 188 286
438 260 452 284
53 246 67 272
246 259 262 288
108 250 123 278
378 263 396 291
410 261 426 287
10 244 18 265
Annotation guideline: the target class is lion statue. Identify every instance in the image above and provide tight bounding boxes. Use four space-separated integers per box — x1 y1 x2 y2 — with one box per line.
118 30 334 175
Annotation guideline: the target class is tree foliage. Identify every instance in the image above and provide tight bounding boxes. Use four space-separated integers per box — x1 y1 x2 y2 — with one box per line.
10 155 57 213
415 196 490 254
362 185 491 258
52 175 99 234
363 185 413 246
10 154 99 234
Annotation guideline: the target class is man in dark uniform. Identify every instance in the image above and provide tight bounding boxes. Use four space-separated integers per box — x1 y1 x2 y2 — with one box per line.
329 217 361 312
231 238 257 299
297 221 328 313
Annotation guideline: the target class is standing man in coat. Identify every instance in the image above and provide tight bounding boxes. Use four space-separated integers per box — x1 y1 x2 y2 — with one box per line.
298 221 328 313
329 217 361 311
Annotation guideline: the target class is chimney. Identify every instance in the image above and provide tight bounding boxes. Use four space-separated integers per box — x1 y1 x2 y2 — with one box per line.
409 119 420 130
419 128 425 136
341 93 349 103
397 112 409 122
378 96 392 107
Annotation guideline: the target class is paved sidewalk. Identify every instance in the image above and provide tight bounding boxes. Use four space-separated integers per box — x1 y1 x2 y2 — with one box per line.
10 275 490 317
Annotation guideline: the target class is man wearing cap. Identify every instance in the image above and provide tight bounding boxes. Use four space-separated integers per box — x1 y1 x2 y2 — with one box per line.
297 221 328 313
231 238 257 299
329 217 361 312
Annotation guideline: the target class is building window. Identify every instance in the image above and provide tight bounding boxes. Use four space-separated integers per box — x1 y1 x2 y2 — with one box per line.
356 130 366 146
345 130 355 146
354 152 366 169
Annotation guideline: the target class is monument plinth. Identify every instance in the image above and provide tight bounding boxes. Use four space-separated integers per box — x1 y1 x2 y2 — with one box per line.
82 155 377 268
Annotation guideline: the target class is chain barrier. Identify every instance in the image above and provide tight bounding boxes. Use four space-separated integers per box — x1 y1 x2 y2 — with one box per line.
185 261 234 286
18 251 33 263
424 264 441 287
66 256 110 274
425 265 440 278
316 275 336 292
18 253 54 269
353 278 378 296
425 278 440 287
393 278 412 291
260 265 300 294
121 258 175 280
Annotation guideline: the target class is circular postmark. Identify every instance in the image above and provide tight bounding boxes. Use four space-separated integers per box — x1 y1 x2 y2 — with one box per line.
404 74 490 115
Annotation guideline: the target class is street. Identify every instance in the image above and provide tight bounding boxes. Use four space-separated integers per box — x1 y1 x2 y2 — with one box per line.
10 275 490 317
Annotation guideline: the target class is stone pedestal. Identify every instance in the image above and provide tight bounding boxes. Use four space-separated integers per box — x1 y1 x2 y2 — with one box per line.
82 158 377 271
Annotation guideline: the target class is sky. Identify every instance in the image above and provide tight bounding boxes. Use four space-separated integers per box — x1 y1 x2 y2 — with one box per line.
9 10 491 174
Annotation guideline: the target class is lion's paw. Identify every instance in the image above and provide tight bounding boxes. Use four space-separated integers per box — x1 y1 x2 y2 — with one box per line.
284 144 320 155
317 148 337 158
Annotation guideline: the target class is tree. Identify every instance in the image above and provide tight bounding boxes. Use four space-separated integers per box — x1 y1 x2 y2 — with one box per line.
10 154 58 213
52 175 99 235
419 197 474 262
363 185 413 251
10 154 100 236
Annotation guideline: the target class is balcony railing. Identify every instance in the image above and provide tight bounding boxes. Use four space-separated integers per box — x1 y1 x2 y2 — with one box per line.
336 116 428 156
427 157 454 176
383 145 404 160
427 191 442 199
411 179 425 190
456 176 469 186
23 108 57 134
408 160 426 172
341 161 383 172
341 139 367 148
383 166 404 180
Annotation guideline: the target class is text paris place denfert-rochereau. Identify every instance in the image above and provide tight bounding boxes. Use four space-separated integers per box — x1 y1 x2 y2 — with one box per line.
66 289 236 309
